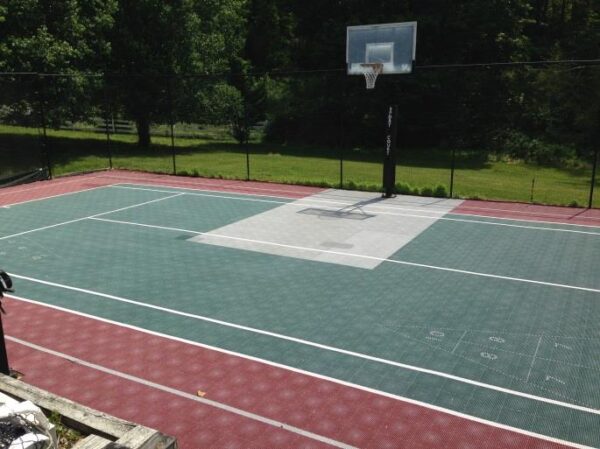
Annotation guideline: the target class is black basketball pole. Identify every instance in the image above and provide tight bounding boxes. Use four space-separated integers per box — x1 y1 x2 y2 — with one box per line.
383 105 398 198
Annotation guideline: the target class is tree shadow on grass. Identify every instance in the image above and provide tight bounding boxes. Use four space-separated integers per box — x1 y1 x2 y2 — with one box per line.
4 130 593 181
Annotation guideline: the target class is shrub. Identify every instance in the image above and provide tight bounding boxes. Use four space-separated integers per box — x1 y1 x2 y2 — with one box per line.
177 170 189 176
420 186 434 197
494 130 577 166
433 184 448 198
568 200 580 208
395 182 412 195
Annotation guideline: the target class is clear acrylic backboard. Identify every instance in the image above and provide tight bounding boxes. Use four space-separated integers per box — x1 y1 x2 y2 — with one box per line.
347 22 417 82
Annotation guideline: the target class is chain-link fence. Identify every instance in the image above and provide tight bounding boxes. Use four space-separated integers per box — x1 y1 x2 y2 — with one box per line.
1 68 598 207
0 75 48 186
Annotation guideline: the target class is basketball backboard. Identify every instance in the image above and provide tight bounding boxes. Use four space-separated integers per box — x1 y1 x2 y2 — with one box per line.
346 22 417 76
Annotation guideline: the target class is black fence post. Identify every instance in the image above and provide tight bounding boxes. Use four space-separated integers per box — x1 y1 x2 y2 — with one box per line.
38 75 52 179
449 148 456 198
0 312 8 375
245 140 250 181
339 74 345 189
0 270 13 376
244 82 250 181
103 76 113 169
168 76 177 175
339 116 344 189
589 148 599 209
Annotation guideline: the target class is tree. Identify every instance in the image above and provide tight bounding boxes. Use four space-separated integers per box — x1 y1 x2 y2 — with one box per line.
0 0 116 73
108 0 247 147
0 0 116 125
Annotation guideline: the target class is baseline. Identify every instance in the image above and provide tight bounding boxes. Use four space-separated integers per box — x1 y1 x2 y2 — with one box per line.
110 184 600 235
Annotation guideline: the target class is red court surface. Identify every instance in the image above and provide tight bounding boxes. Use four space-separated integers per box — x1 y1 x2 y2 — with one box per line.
0 170 324 207
2 169 598 227
453 199 600 227
4 298 576 449
2 171 597 448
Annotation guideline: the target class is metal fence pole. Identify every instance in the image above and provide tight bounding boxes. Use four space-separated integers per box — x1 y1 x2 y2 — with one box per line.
245 141 250 181
168 76 177 175
0 305 8 375
339 74 346 189
339 117 344 189
38 75 52 179
0 315 8 375
244 82 250 181
449 148 456 198
589 148 599 209
103 77 113 169
0 270 13 375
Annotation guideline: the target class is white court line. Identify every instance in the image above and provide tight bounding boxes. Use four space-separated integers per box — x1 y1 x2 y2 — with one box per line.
0 173 104 197
6 334 356 449
5 294 595 449
527 335 544 383
99 173 321 197
452 202 600 221
452 330 468 354
110 184 600 235
1 184 109 208
9 273 600 416
0 193 183 241
109 182 600 230
90 216 600 294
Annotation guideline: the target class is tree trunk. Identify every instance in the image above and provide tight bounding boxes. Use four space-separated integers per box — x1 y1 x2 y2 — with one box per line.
136 116 151 148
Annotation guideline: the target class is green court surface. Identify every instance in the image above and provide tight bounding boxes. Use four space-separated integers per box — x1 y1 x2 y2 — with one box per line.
2 183 600 447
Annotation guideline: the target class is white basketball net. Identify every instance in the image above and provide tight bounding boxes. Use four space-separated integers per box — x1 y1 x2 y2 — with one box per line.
361 63 383 90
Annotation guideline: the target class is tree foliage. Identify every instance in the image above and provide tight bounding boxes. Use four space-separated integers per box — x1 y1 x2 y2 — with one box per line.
108 0 247 146
0 0 597 157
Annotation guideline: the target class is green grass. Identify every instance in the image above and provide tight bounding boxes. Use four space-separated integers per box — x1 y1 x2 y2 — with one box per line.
1 124 597 207
48 411 83 449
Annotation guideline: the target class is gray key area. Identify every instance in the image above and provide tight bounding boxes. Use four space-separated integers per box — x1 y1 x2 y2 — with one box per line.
190 189 464 269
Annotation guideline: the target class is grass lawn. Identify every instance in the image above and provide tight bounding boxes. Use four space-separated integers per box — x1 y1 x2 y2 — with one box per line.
1 124 597 207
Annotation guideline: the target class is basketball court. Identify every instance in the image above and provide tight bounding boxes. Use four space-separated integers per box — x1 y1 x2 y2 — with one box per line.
1 20 600 449
1 170 600 448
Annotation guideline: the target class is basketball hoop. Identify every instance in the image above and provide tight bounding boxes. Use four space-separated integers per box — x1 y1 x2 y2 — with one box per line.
360 63 383 90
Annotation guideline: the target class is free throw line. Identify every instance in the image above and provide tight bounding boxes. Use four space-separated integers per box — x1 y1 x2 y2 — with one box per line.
91 216 600 293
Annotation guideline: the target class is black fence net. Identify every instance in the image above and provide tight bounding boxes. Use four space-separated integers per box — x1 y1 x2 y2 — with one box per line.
0 67 598 207
0 75 47 187
106 75 175 175
41 74 111 177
